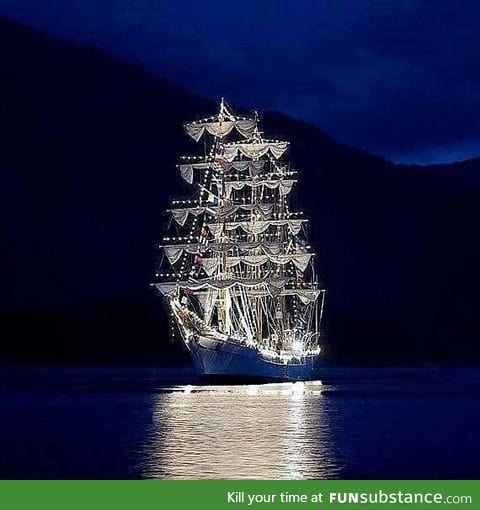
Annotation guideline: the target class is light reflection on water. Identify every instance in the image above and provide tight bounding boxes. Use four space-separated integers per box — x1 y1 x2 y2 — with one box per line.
142 381 339 479
1 368 479 478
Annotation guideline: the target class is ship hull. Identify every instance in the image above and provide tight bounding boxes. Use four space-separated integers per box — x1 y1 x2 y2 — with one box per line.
187 335 318 382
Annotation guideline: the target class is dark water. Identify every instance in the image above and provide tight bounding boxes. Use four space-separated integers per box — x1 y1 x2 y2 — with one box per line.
0 367 479 479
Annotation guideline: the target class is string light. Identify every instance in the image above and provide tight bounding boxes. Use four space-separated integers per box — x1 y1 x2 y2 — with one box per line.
154 101 322 359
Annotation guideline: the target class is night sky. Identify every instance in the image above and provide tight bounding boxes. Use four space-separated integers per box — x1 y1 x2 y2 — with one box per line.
1 0 480 164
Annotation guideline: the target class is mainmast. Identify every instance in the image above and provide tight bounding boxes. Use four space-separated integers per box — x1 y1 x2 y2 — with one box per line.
217 97 230 335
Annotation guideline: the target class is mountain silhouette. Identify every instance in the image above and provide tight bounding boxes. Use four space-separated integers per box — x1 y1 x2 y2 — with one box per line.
1 16 479 364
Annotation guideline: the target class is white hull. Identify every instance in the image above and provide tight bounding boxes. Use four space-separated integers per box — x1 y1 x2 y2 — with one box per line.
187 335 319 381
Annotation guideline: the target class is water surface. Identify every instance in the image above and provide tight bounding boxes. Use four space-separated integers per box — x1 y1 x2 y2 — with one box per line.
0 367 479 479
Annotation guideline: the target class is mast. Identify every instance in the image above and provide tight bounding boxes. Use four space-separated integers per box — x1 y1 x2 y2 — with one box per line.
218 97 230 335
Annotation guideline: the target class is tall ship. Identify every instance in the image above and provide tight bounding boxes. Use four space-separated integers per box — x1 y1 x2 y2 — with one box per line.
154 100 326 381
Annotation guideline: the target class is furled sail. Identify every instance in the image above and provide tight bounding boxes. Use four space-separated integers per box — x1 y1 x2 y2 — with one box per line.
178 160 266 183
207 219 307 237
169 203 279 224
161 240 292 261
221 141 289 161
184 100 257 141
185 118 256 142
198 253 313 276
155 277 291 296
186 287 321 304
223 179 296 197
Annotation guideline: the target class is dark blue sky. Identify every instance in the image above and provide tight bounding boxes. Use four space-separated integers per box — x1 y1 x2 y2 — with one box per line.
2 0 480 164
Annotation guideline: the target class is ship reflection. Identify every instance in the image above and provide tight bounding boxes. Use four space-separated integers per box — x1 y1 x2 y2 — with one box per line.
142 381 338 479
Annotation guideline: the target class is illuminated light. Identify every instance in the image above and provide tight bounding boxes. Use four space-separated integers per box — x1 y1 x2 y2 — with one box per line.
292 340 304 353
291 381 305 396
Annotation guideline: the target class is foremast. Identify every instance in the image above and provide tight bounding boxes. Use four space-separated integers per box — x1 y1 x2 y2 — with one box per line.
155 99 325 361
